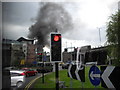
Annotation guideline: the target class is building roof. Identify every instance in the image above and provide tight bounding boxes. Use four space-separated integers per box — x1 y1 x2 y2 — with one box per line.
2 38 20 44
17 37 34 42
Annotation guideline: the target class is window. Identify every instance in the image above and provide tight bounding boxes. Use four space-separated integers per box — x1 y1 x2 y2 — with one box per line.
11 73 19 77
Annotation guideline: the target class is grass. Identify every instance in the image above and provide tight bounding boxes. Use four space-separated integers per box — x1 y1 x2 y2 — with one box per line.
33 66 103 88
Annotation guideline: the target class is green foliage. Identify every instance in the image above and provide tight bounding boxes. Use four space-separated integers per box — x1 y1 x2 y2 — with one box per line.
106 10 120 66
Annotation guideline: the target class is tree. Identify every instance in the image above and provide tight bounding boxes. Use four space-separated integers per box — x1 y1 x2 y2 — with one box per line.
106 10 120 66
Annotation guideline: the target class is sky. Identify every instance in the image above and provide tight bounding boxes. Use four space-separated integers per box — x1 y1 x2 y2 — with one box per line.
2 0 120 52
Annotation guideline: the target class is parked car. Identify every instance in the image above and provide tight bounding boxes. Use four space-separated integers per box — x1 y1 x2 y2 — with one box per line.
21 68 38 77
4 66 16 70
37 62 53 73
10 70 25 87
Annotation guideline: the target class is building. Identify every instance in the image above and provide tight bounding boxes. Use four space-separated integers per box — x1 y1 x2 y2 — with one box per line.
26 44 36 64
85 46 107 65
11 42 25 66
2 39 12 89
62 47 78 63
2 37 37 66
2 39 25 66
63 45 107 65
17 37 37 66
62 48 72 63
2 39 11 67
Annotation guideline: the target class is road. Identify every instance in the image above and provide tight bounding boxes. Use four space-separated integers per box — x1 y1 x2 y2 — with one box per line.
11 66 63 90
11 73 41 90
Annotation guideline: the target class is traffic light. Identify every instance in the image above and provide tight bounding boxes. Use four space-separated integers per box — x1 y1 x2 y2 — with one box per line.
50 33 62 62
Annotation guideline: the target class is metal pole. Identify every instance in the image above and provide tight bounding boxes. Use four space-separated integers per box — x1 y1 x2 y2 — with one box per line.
70 43 73 88
42 54 44 84
98 28 101 45
55 62 59 90
71 43 72 62
70 71 73 88
66 41 67 48
81 82 84 89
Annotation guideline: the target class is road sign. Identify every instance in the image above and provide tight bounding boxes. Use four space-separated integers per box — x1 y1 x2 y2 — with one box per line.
75 65 85 82
43 56 47 61
101 66 120 89
68 64 85 82
89 65 101 86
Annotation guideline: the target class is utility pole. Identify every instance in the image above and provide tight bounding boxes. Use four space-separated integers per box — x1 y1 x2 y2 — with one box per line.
55 62 59 90
66 41 67 48
70 43 73 88
97 27 101 46
42 52 44 84
99 28 101 45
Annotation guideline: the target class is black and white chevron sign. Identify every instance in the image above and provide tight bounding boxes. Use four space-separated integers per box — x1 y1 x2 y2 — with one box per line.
68 64 85 82
101 66 120 89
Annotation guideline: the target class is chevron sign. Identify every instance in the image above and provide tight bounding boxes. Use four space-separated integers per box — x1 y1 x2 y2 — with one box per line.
101 66 120 89
68 64 85 82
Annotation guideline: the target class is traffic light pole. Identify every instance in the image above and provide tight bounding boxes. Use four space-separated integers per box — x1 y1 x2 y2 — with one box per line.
50 33 62 89
42 62 44 83
42 55 44 84
55 62 59 90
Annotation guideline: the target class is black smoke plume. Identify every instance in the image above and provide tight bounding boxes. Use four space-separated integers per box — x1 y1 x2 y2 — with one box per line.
28 2 73 47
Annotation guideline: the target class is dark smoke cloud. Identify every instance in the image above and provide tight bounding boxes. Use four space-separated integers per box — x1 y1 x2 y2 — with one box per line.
28 2 73 47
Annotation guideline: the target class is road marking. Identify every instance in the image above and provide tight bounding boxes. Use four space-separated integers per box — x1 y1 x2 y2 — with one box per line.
24 75 42 90
27 77 40 88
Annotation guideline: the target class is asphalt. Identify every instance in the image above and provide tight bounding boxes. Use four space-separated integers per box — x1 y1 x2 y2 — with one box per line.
11 73 41 90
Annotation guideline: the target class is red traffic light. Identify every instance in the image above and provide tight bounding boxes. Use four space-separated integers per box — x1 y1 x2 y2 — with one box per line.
50 33 62 62
54 35 61 41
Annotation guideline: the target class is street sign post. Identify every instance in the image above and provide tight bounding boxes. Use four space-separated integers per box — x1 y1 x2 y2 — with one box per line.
89 65 101 86
50 32 62 90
